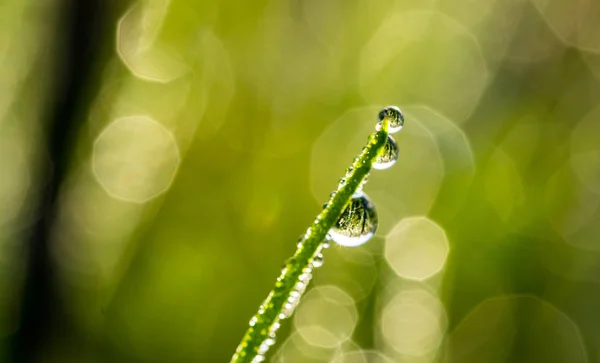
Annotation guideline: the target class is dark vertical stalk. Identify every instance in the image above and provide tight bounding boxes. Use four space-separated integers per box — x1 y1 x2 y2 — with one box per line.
10 1 109 362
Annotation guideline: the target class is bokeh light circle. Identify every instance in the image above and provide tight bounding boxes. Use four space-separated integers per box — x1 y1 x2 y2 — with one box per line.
380 289 447 356
294 285 357 348
117 3 188 83
570 105 600 196
332 349 396 363
385 217 449 280
93 115 180 203
445 295 587 363
359 10 489 123
274 330 341 362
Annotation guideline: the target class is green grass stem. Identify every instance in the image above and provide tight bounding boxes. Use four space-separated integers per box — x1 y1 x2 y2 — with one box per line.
231 118 390 363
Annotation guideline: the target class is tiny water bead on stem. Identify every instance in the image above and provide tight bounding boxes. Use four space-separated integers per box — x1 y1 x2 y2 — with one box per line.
230 106 405 363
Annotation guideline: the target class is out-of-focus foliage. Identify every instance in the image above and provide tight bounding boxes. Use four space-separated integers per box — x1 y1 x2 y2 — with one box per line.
2 0 600 362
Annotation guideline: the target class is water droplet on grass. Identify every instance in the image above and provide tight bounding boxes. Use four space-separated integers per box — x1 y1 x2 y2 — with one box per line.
329 192 378 247
312 254 324 268
373 135 399 170
377 106 405 133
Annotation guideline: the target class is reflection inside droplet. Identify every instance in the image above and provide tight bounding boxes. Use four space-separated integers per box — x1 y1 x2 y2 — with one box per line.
373 135 399 171
329 192 378 247
377 106 405 133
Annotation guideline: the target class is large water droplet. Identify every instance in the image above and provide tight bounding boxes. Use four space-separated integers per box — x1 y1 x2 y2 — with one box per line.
312 253 324 268
373 135 399 170
329 192 378 247
377 106 404 133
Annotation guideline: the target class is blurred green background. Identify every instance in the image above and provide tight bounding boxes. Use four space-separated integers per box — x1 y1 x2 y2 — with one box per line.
2 0 600 362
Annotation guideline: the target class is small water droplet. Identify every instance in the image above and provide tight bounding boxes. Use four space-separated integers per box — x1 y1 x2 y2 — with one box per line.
278 267 287 281
270 322 281 334
252 354 266 363
312 253 324 268
258 342 270 355
373 135 399 170
299 272 312 284
377 106 404 133
296 281 307 294
329 192 378 247
353 187 364 196
249 316 258 326
281 298 299 319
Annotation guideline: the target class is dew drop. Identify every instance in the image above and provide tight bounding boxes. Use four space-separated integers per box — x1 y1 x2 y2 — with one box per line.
297 235 304 248
312 253 324 268
296 281 307 294
373 135 399 170
258 341 270 355
362 174 370 184
329 192 378 247
281 298 299 319
377 106 404 133
270 321 281 335
299 272 312 284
